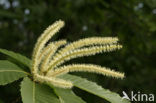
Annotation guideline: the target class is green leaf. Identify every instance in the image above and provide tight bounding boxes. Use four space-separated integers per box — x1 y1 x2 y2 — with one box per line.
52 87 86 103
21 77 60 103
0 48 31 68
0 60 28 85
60 74 131 103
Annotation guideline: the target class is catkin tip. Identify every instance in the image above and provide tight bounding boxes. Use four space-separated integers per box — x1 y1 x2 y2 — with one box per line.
57 20 65 27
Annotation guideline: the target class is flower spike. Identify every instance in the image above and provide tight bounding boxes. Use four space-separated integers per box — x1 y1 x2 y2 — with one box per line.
47 64 124 79
40 40 67 73
34 74 73 88
32 20 64 75
53 37 119 59
46 44 122 72
38 40 67 63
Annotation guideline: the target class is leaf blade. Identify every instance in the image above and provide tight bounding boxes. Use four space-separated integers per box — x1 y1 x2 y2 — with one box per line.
52 87 86 103
21 77 60 103
0 48 31 68
60 74 131 103
0 60 28 85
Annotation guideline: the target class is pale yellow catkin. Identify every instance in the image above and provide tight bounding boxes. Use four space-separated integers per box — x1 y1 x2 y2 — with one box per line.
31 20 64 74
47 64 124 79
46 44 122 72
40 40 67 73
53 37 119 60
34 74 73 88
38 40 67 64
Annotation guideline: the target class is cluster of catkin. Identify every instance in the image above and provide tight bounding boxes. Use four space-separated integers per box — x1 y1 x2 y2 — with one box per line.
31 20 125 88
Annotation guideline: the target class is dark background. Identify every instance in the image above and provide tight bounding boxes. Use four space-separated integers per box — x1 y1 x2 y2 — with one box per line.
0 0 156 103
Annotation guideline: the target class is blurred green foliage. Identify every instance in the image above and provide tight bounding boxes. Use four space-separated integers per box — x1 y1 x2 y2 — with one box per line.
0 0 156 103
